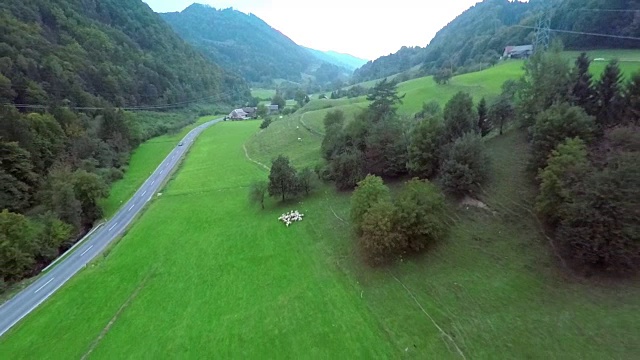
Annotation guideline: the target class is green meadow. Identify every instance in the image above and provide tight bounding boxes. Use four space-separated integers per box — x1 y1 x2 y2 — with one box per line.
99 115 217 217
2 54 639 358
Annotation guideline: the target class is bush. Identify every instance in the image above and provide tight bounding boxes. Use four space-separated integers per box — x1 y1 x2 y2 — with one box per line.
260 118 272 129
394 179 448 252
249 180 268 209
530 103 596 172
439 133 490 196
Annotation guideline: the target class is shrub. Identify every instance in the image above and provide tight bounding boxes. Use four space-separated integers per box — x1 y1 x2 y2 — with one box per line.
260 117 272 129
249 180 268 209
439 133 490 196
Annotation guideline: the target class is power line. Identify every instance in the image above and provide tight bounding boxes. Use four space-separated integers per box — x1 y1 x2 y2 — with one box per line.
515 25 640 42
574 9 640 13
4 89 240 111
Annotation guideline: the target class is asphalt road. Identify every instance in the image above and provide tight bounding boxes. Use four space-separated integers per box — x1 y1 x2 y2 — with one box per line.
0 117 223 338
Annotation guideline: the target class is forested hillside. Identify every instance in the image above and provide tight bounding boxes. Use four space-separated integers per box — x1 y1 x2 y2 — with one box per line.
303 47 368 71
0 0 249 287
353 0 640 83
161 4 349 86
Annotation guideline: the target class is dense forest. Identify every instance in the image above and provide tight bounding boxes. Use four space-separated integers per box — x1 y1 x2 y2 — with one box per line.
0 0 250 288
353 0 640 83
161 4 351 86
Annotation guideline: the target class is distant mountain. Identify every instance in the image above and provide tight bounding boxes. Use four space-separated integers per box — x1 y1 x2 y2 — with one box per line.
353 0 640 83
0 0 250 108
303 48 368 72
161 4 349 85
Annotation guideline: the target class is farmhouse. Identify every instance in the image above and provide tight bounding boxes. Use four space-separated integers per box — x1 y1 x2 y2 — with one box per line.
243 107 257 118
503 45 533 59
228 108 248 120
267 104 279 114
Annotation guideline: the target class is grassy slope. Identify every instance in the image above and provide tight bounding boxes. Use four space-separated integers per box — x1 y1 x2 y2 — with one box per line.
99 116 216 217
247 112 640 358
0 121 394 359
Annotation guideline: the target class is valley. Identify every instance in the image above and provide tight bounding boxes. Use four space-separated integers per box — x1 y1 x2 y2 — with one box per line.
1 0 639 357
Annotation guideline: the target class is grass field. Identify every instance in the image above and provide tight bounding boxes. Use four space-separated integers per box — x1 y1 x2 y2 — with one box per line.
0 121 396 358
2 52 639 358
250 88 276 100
99 116 218 218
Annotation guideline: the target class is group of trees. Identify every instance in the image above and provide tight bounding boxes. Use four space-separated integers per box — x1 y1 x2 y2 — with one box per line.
329 85 370 100
350 176 449 265
0 105 200 286
522 47 640 272
320 79 491 197
250 155 318 209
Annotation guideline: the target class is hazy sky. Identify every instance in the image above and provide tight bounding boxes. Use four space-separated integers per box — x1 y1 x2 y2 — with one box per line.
143 0 482 60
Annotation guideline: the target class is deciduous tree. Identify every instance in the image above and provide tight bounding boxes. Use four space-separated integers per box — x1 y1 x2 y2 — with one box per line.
393 179 448 252
408 117 444 179
443 91 477 142
350 175 390 236
268 155 298 201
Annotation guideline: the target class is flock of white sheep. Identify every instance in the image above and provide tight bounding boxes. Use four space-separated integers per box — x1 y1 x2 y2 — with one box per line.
278 210 304 227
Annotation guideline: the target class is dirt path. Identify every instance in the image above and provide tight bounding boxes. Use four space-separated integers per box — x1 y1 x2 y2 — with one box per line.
242 144 270 172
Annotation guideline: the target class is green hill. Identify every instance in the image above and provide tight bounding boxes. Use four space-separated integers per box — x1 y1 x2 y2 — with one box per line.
0 0 249 108
353 0 640 83
161 4 349 85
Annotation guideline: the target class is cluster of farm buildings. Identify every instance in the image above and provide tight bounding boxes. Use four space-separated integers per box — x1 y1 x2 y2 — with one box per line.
226 105 279 120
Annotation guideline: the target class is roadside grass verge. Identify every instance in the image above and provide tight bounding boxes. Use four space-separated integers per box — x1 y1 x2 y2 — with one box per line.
99 115 217 217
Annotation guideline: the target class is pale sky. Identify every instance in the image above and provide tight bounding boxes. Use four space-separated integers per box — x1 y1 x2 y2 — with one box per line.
143 0 482 60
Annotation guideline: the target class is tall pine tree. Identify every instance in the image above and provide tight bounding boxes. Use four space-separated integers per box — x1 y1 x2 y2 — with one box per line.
624 71 640 126
570 53 596 114
595 60 624 128
477 97 491 137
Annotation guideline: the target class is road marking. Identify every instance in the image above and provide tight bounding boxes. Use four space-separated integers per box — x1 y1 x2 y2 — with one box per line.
142 190 147 197
80 245 94 257
108 223 118 231
128 204 135 212
34 278 54 294
151 180 155 185
160 169 164 174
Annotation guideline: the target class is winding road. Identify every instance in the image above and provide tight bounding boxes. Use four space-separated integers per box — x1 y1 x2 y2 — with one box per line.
0 117 223 338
